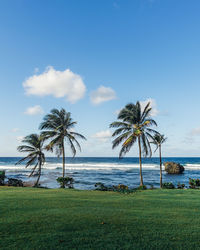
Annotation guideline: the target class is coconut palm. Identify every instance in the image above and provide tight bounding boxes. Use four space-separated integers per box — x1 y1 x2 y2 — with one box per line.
39 108 86 179
151 134 167 188
110 101 158 186
16 134 45 187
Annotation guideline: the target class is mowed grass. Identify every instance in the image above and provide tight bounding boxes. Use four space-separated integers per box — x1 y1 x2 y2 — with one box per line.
0 188 200 250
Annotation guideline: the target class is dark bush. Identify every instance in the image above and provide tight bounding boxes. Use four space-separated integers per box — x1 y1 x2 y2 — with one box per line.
136 185 147 190
56 177 74 188
162 182 175 189
94 183 136 194
177 183 185 189
0 170 5 186
95 182 111 191
7 178 23 187
189 178 200 189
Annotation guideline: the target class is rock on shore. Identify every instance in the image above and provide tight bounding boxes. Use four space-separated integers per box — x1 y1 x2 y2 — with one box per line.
164 162 185 174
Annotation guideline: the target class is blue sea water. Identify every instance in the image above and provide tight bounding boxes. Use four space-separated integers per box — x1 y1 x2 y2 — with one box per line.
0 157 200 189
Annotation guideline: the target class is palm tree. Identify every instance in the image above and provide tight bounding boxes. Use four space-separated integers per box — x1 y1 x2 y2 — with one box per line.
110 101 158 186
151 134 167 188
16 134 45 187
39 108 86 179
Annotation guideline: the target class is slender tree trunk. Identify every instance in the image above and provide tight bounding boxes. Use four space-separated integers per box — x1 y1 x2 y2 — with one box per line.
34 161 41 187
62 141 65 178
159 145 162 188
138 136 144 186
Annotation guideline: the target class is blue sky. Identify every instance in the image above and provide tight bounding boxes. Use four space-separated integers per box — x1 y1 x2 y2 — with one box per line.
1 0 200 157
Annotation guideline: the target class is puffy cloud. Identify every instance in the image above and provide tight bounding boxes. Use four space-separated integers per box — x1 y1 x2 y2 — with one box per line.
90 86 116 105
91 129 112 142
140 98 158 117
23 66 86 103
24 105 44 115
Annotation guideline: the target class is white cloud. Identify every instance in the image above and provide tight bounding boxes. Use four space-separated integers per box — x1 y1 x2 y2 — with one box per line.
91 129 112 142
90 86 116 105
23 66 86 103
140 98 158 117
16 136 24 142
24 105 44 115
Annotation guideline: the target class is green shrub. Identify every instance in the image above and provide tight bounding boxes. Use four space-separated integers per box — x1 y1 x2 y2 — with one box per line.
189 178 200 189
95 182 110 191
162 182 175 189
56 177 74 189
136 185 147 190
149 184 155 190
0 170 5 186
177 183 185 189
113 184 129 190
94 183 136 194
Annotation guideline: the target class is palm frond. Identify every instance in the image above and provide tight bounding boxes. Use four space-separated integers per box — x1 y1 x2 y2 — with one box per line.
112 132 132 149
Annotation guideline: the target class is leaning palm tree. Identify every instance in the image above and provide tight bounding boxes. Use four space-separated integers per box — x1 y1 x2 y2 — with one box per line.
151 134 167 188
110 101 158 186
39 108 86 179
16 134 45 187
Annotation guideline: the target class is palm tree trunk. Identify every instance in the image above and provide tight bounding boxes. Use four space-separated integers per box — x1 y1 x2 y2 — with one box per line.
62 141 65 178
159 145 162 188
138 136 144 186
34 161 41 187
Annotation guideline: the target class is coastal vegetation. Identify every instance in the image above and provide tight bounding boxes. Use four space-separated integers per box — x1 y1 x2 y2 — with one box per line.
151 134 167 188
16 134 46 187
110 101 158 187
4 102 189 189
39 108 86 182
1 187 200 249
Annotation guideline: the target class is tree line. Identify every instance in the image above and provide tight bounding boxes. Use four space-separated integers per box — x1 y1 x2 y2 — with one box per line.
16 102 166 188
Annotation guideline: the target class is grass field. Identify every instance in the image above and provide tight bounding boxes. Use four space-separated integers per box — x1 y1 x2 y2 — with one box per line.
0 187 200 249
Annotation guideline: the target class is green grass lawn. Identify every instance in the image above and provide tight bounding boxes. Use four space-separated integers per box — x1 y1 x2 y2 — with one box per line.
0 187 200 250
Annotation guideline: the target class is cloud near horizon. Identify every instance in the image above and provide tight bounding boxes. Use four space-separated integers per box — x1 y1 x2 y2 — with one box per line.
23 66 86 103
24 105 44 115
90 86 116 105
91 129 112 142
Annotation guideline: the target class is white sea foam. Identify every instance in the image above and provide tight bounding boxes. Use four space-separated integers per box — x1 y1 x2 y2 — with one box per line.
42 162 160 171
0 162 160 171
185 164 200 170
1 162 200 172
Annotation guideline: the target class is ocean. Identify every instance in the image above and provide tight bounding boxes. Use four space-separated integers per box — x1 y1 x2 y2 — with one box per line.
1 157 200 189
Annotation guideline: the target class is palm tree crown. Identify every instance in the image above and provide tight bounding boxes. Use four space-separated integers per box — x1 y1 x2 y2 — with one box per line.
16 134 45 187
110 101 158 186
110 101 157 157
39 108 86 178
151 134 167 152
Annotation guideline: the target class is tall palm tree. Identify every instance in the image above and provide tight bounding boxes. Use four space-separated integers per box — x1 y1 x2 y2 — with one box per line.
16 134 45 187
110 101 158 186
39 108 86 179
151 134 167 188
